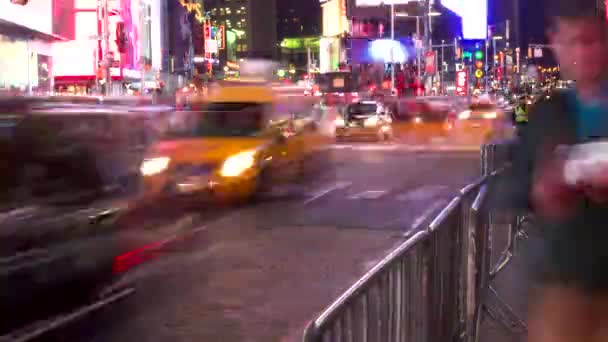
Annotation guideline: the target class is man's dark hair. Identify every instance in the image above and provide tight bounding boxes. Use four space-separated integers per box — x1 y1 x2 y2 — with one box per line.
546 0 605 30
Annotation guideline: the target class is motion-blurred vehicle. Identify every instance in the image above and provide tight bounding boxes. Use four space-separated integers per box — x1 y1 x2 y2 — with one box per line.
334 101 394 141
141 84 332 204
453 102 510 143
391 98 454 142
0 99 165 335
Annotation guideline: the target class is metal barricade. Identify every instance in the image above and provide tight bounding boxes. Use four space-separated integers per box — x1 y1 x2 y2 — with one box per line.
302 141 521 342
303 177 492 342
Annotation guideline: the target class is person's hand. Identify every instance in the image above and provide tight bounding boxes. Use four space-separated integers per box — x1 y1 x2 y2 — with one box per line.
532 159 582 220
582 168 608 204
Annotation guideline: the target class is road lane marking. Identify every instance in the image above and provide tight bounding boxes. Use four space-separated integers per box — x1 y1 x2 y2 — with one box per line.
348 190 387 200
331 144 353 149
356 145 398 151
304 181 352 204
397 185 449 202
410 199 449 231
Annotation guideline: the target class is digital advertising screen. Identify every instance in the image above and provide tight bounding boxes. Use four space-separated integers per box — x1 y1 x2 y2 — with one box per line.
441 0 487 40
349 38 415 65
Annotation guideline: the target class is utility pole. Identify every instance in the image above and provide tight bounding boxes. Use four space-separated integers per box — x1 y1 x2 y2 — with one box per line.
416 16 421 83
484 39 489 92
440 39 444 94
140 0 146 95
390 2 395 94
103 0 111 95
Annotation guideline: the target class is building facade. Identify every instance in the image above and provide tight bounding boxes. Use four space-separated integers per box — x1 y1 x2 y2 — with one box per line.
0 0 66 94
204 0 277 59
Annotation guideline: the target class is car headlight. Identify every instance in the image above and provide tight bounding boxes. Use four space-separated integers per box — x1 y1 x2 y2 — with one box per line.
458 110 471 120
483 112 497 119
334 117 345 127
140 157 170 176
364 117 379 127
220 150 256 177
414 116 423 124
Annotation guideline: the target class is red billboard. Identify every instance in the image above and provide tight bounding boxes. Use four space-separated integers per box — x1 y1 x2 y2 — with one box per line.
425 51 436 75
455 70 468 96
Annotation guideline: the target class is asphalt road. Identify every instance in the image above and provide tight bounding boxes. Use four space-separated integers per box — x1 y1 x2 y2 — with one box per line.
45 143 481 342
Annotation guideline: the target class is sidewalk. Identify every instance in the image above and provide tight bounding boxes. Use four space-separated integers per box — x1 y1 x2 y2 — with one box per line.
479 221 542 342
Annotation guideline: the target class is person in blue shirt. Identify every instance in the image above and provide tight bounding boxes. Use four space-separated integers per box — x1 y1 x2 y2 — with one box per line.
505 1 608 341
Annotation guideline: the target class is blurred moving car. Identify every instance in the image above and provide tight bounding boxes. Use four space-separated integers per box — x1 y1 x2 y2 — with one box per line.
391 98 454 142
453 102 511 143
334 101 394 141
0 99 166 335
141 84 332 204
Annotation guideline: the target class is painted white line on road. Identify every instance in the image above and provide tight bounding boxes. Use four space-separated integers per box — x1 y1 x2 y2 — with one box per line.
330 143 480 152
304 181 352 205
410 199 449 231
356 144 398 151
397 185 449 202
348 190 387 200
331 144 353 149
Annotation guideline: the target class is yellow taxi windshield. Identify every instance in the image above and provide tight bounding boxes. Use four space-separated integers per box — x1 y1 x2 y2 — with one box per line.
164 103 264 139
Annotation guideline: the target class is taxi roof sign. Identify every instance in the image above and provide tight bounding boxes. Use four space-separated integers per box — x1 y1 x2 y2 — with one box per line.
239 59 279 82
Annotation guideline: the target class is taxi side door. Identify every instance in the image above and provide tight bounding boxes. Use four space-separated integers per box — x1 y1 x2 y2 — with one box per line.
263 114 301 185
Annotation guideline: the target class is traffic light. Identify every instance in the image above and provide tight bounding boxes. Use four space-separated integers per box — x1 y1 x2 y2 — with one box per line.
475 59 484 78
474 50 483 60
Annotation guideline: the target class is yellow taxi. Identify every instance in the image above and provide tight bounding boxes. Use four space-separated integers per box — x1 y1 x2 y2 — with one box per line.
139 84 331 204
453 102 511 144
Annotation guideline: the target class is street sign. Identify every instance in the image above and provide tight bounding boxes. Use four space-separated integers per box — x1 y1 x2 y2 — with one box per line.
474 69 484 78
216 25 225 50
205 39 218 54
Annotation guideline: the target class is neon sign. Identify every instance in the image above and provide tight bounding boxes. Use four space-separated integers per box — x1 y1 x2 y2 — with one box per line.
441 0 487 39
178 0 204 23
456 70 468 96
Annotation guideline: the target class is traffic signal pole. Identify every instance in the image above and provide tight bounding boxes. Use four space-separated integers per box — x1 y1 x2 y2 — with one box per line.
103 0 111 95
484 39 489 92
390 2 395 94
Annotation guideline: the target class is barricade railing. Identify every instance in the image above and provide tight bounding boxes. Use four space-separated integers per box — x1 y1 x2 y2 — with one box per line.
302 141 525 342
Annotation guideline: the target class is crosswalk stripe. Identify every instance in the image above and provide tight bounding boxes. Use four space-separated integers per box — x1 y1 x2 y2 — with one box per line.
304 181 352 204
357 145 398 151
397 185 449 202
348 190 388 200
329 144 480 152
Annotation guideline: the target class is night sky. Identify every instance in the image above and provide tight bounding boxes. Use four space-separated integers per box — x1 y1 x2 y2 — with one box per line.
490 0 548 45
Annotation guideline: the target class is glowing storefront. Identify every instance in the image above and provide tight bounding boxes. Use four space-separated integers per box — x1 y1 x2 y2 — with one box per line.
320 0 348 73
0 0 63 94
52 0 163 95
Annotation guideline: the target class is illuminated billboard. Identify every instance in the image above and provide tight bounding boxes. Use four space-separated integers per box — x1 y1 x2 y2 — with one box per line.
322 0 348 37
0 0 53 35
441 0 487 40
